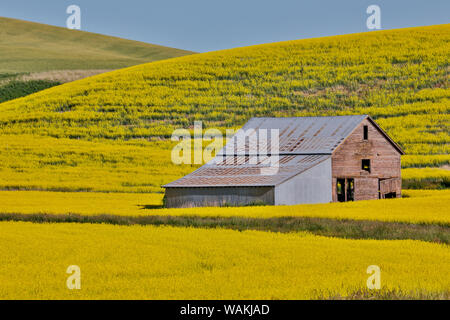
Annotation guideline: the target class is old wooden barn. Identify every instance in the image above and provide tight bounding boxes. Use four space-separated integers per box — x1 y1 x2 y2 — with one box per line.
163 115 404 208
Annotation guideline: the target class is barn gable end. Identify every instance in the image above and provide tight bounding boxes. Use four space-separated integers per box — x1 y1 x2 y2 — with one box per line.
331 117 403 201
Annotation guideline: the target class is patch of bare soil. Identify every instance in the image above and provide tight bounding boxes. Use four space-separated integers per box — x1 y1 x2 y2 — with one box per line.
20 69 113 83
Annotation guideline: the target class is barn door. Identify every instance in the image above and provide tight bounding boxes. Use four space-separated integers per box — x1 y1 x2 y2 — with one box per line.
379 178 399 199
337 179 345 202
346 178 354 201
336 178 354 202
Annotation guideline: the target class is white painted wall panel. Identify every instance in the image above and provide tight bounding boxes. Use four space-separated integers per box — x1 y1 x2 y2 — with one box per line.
274 158 332 205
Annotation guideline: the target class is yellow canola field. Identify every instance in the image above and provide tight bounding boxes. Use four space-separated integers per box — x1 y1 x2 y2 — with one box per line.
0 222 448 299
159 192 450 225
0 191 163 214
0 134 196 193
402 168 450 182
403 189 450 198
0 189 448 225
0 25 448 159
0 135 446 193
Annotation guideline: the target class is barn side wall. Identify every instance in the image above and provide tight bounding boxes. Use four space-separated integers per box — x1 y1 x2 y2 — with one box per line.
274 158 332 205
164 186 274 208
331 118 402 201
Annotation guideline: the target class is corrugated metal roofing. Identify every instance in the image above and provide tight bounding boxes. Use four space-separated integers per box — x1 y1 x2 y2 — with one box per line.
217 115 367 155
163 154 330 187
164 115 370 188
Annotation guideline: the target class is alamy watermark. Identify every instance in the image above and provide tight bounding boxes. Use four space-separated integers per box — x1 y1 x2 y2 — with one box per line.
66 265 81 289
66 5 81 30
63 5 381 33
366 265 381 290
366 5 381 30
171 121 280 175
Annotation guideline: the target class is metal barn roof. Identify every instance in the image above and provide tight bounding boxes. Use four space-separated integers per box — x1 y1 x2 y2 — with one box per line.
217 115 367 155
163 115 403 188
163 154 330 187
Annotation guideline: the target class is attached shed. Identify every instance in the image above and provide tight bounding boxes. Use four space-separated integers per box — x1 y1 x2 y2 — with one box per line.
163 115 404 208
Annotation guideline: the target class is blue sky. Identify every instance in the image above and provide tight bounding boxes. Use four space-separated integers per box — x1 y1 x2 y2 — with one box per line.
1 0 449 52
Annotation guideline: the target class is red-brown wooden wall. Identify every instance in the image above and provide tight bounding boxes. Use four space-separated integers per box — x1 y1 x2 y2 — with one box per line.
331 118 402 202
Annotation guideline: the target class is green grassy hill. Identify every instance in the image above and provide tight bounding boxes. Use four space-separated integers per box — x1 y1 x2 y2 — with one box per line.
0 24 448 193
0 17 193 74
0 17 194 102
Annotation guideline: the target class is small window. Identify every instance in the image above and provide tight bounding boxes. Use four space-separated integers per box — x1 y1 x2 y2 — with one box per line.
362 159 371 173
363 125 368 140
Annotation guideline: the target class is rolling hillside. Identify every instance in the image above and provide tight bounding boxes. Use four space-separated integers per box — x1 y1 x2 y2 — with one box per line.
0 24 448 193
0 17 194 102
0 23 449 300
0 17 193 74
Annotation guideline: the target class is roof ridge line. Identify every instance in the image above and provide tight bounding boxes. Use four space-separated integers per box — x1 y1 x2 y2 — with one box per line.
215 152 333 156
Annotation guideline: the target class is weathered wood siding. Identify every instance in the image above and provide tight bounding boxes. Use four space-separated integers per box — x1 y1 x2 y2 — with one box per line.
331 118 402 201
165 186 274 208
379 177 401 196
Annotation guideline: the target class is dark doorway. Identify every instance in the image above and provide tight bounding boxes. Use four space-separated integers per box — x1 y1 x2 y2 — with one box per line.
384 192 397 199
337 178 355 202
346 178 354 201
337 179 345 202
